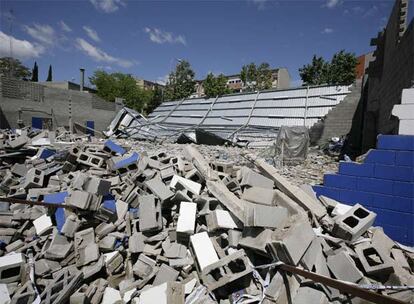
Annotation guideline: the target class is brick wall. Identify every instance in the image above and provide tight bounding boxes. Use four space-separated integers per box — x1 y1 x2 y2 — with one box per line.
313 135 414 245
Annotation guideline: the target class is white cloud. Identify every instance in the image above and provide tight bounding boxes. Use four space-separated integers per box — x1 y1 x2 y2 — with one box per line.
83 26 100 42
325 0 341 8
97 65 113 70
75 38 135 68
251 0 268 10
59 21 72 32
89 0 125 13
144 28 186 45
0 31 45 60
156 74 169 85
23 23 56 45
363 5 379 18
321 28 334 34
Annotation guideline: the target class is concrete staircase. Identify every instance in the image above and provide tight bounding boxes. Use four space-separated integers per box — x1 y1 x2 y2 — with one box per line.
312 80 362 145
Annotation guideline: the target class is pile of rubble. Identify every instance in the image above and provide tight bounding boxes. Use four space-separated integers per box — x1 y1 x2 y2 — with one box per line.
0 129 413 304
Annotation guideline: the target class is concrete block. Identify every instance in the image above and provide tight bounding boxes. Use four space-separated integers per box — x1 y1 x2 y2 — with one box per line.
355 244 393 277
61 214 81 238
139 195 163 232
293 287 329 304
65 190 100 210
365 149 396 165
332 204 376 241
339 162 375 177
101 287 122 304
45 230 73 260
133 254 157 278
377 135 414 151
241 187 276 206
324 174 357 190
140 282 184 304
268 218 315 265
356 177 393 195
200 249 252 297
153 263 179 286
374 164 413 181
10 163 27 177
240 167 274 189
393 181 413 198
176 202 197 237
164 243 187 259
326 250 363 283
239 228 272 254
0 253 24 283
0 283 10 304
144 177 174 202
103 139 126 155
190 232 219 271
74 228 99 267
170 175 201 196
84 176 111 195
33 214 53 235
129 232 146 254
23 168 44 189
244 205 288 228
8 135 28 148
396 151 414 167
77 152 105 169
206 210 237 231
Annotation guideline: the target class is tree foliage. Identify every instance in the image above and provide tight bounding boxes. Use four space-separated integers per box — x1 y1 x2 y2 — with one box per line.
31 61 38 82
164 60 195 100
0 57 31 80
240 62 272 91
90 70 154 112
299 50 358 85
203 73 230 98
46 65 53 81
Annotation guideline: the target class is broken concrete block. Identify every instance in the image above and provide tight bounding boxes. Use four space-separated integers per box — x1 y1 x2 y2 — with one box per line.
109 152 140 174
140 282 184 304
144 177 174 202
239 228 272 254
61 214 81 238
133 254 157 278
170 175 201 196
103 139 126 155
23 168 44 189
83 176 111 196
326 250 363 283
176 202 197 241
65 190 100 210
244 204 288 228
104 251 123 275
200 249 252 297
129 232 146 254
139 195 163 232
33 214 53 235
293 287 329 304
45 230 73 260
153 263 179 286
332 204 376 242
268 218 315 265
35 258 61 276
355 244 393 277
190 232 219 271
8 135 28 149
241 187 277 206
0 253 24 283
74 228 100 267
206 210 237 231
164 243 187 259
240 167 274 189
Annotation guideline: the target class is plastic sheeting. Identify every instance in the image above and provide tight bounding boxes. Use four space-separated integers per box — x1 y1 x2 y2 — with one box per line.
275 126 309 160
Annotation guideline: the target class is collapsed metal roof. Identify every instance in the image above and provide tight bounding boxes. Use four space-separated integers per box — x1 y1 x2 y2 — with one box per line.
105 84 352 147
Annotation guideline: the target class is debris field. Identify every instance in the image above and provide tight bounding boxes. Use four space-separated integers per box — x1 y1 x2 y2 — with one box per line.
0 129 413 304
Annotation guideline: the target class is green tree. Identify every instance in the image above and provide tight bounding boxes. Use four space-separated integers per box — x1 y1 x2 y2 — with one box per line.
256 63 273 90
240 63 257 91
299 55 330 85
329 50 358 85
89 70 153 112
31 61 38 82
46 65 52 81
203 73 231 98
0 57 31 79
145 86 163 114
299 50 357 85
164 60 195 101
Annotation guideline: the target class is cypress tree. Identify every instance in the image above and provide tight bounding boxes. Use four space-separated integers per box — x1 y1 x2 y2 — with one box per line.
46 65 52 81
31 61 38 82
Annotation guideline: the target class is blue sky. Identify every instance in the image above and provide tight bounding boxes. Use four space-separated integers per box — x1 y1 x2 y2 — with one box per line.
0 0 406 87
